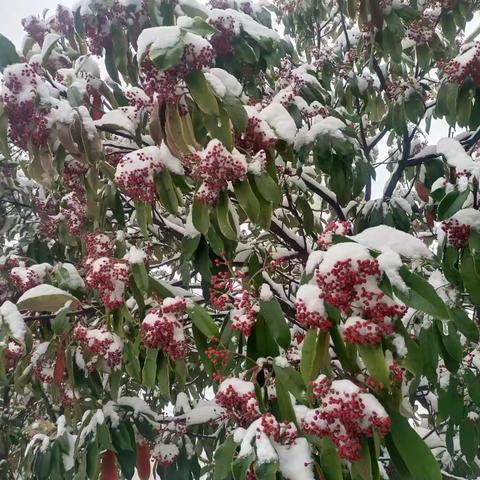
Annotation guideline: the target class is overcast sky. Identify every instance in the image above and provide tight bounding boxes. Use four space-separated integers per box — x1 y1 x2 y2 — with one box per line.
0 0 74 46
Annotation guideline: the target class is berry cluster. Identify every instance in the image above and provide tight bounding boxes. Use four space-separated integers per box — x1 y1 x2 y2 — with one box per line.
63 158 88 194
314 243 406 346
215 378 261 426
209 10 239 58
442 218 471 248
140 34 214 104
73 324 123 370
60 192 87 236
115 146 167 203
317 221 352 250
2 63 50 149
21 15 48 45
192 140 247 205
406 17 434 45
232 289 258 336
302 376 391 461
151 442 180 468
85 256 130 310
235 109 277 154
10 263 50 293
439 42 480 86
295 284 331 331
141 297 189 360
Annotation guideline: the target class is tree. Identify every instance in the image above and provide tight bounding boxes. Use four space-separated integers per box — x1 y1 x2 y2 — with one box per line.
1 0 480 478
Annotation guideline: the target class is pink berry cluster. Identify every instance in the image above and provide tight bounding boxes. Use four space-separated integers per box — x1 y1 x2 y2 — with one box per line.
10 263 49 293
314 245 406 346
302 376 391 461
63 158 88 195
232 289 258 336
215 378 261 427
4 341 23 371
114 146 166 203
277 58 305 95
2 63 50 149
34 197 60 239
406 17 435 45
140 35 214 104
84 232 130 310
73 324 123 370
442 219 471 248
152 442 180 468
141 297 189 360
21 15 48 45
295 284 331 331
50 4 75 38
209 11 238 58
440 42 480 86
235 111 277 154
317 221 352 250
258 413 299 446
60 192 87 236
191 140 247 205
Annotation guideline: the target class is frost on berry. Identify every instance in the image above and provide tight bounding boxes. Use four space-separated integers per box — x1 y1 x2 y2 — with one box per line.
114 144 183 203
21 15 48 45
314 242 406 346
317 221 352 251
190 140 247 205
10 263 50 293
152 442 180 468
235 107 277 154
140 30 214 104
215 378 261 426
74 324 123 370
60 192 87 236
141 297 189 360
231 290 258 336
85 257 130 310
302 377 391 461
442 208 480 249
1 63 51 149
295 284 330 330
439 42 480 86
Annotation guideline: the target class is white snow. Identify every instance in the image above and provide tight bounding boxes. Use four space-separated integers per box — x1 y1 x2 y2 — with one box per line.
392 334 408 357
136 26 182 62
295 116 347 149
0 301 26 341
260 103 297 144
218 377 255 395
17 284 75 304
58 263 85 290
186 401 224 425
305 251 325 275
437 138 476 172
208 68 243 97
95 109 136 135
124 246 146 264
350 225 433 258
451 207 480 227
295 284 324 314
259 284 273 301
317 242 371 274
273 438 314 480
377 252 408 292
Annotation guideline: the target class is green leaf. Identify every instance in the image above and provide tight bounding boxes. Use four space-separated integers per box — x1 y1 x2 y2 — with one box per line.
460 253 480 305
192 199 210 235
0 34 20 71
234 180 260 224
214 437 237 480
273 364 306 404
395 267 450 319
150 38 184 71
185 70 219 116
155 170 179 215
358 344 391 389
416 43 431 71
252 173 282 204
255 461 278 480
16 285 76 312
318 437 343 480
460 418 478 462
275 373 297 423
300 329 329 385
223 96 248 133
216 191 237 241
465 370 480 408
435 320 463 363
437 189 469 220
142 348 158 389
188 304 220 338
232 454 255 480
180 16 218 36
135 200 152 237
259 297 291 349
387 411 442 480
123 341 141 381
450 308 479 342
132 262 149 293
